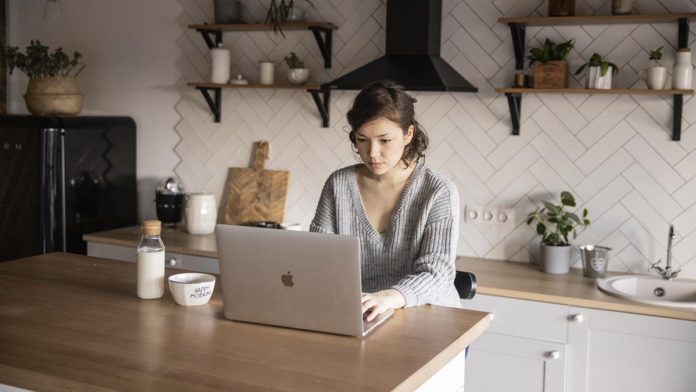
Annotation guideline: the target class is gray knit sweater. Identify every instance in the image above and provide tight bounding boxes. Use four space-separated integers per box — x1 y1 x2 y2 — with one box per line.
310 163 461 308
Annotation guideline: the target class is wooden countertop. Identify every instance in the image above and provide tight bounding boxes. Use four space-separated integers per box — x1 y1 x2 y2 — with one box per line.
85 226 695 321
0 253 490 392
457 257 696 321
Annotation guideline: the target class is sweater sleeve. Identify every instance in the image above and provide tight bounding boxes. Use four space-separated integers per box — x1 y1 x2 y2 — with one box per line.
309 175 337 234
391 182 460 307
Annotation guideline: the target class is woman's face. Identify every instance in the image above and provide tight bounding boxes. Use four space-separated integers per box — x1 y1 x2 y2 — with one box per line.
354 117 414 176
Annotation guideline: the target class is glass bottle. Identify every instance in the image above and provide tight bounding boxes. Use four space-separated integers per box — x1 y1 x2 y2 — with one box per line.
137 220 165 299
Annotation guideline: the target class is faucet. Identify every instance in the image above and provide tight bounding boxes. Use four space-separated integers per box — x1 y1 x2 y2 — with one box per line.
650 225 681 280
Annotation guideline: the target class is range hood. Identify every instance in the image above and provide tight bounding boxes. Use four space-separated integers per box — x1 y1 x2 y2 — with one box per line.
324 0 478 92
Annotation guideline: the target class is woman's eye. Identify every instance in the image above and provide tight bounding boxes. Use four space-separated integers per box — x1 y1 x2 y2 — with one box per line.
380 139 391 144
356 138 366 143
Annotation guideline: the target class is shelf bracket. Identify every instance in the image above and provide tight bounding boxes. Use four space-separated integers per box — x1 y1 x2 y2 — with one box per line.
196 27 222 49
510 23 526 70
195 87 222 122
309 26 333 68
505 93 522 136
673 94 683 141
678 18 689 48
309 86 331 127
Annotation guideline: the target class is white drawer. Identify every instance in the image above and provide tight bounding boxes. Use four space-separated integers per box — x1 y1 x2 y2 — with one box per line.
182 254 219 274
463 294 569 343
165 252 183 269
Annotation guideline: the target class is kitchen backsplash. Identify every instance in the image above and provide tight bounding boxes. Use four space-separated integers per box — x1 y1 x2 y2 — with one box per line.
175 0 696 277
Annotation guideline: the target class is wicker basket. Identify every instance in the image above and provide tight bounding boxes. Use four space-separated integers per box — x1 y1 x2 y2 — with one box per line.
24 93 84 116
23 76 83 115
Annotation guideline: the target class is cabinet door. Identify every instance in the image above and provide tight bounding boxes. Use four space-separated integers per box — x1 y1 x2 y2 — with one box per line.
568 307 696 392
465 332 566 392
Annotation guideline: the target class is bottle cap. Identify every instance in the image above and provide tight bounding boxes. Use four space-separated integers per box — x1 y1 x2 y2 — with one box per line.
678 48 691 52
142 220 162 236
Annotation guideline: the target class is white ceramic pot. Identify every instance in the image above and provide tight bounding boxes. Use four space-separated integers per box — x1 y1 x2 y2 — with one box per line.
539 243 571 275
259 61 275 85
672 48 693 90
185 193 217 235
287 68 309 85
586 66 612 89
646 66 668 89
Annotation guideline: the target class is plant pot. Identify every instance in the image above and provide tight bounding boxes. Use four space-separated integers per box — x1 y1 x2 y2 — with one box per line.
214 0 242 24
539 243 571 275
287 68 309 85
285 7 305 22
548 0 575 16
24 77 83 116
646 66 668 89
533 61 568 88
586 66 612 89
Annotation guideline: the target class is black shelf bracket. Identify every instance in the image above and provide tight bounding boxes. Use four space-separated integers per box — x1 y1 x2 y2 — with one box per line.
505 93 522 136
195 87 222 122
678 18 689 48
510 23 526 70
673 94 683 141
309 86 331 127
196 27 223 49
309 26 333 68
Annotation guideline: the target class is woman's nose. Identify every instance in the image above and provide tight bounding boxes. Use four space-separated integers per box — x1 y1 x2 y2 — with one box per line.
369 143 381 157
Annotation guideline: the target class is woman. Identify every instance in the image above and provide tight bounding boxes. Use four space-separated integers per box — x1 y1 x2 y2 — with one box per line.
310 80 461 322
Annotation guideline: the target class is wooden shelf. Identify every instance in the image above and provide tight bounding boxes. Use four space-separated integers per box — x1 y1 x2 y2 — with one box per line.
189 82 322 90
499 13 696 26
496 87 695 95
188 22 337 31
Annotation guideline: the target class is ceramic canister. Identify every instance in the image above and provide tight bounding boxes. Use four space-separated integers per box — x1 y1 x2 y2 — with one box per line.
185 193 217 235
673 48 693 90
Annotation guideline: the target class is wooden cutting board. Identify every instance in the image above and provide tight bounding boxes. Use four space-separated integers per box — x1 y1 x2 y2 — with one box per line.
224 141 290 225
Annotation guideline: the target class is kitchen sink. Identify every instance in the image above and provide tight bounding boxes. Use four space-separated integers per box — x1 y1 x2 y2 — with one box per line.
597 275 696 309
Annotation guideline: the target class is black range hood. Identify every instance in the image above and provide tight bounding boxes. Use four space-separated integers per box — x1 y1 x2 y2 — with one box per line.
324 0 478 92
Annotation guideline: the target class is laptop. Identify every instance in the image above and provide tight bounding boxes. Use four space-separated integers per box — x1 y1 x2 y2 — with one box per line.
215 224 394 336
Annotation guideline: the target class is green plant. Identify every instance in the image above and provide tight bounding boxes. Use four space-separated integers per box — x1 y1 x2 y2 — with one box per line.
284 52 304 68
649 46 663 61
526 191 590 246
265 0 316 37
4 40 83 79
575 53 618 77
527 38 575 67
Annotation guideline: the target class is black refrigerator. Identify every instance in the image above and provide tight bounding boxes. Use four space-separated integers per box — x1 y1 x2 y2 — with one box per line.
0 115 137 261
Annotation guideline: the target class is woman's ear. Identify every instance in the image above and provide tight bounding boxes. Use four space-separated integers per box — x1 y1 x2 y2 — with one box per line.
405 125 415 145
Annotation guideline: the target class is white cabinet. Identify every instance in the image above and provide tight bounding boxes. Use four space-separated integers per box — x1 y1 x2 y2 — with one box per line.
463 294 696 392
463 295 569 392
86 242 218 273
567 307 696 392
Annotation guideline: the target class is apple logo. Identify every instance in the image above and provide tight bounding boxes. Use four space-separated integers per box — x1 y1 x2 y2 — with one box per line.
281 271 294 287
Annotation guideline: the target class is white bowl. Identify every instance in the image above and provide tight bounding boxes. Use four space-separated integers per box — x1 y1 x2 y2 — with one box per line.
168 273 216 306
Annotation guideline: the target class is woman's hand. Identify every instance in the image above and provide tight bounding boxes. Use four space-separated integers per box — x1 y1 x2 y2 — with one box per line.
361 289 406 322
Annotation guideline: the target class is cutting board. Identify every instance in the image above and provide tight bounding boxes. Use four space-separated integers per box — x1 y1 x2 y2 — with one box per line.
224 141 290 225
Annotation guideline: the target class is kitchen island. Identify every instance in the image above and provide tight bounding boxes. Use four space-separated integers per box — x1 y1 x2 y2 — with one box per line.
0 253 490 391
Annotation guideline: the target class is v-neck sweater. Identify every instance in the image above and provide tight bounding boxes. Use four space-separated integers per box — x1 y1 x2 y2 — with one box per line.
310 164 461 308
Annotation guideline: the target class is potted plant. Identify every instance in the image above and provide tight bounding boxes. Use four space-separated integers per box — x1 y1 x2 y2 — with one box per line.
527 38 575 88
645 47 667 89
575 53 618 90
265 0 316 36
284 52 309 85
5 40 84 115
526 191 590 275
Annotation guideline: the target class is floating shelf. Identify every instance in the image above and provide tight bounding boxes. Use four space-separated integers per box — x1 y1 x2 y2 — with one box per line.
498 13 694 141
187 22 337 126
188 82 331 127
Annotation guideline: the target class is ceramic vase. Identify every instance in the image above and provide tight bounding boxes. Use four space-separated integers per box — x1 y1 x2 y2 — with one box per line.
646 66 668 89
672 48 693 90
185 193 217 235
540 243 571 275
287 68 309 84
259 61 275 85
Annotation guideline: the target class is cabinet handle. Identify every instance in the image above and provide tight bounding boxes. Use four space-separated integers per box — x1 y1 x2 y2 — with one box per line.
545 350 560 360
569 314 584 323
169 258 177 266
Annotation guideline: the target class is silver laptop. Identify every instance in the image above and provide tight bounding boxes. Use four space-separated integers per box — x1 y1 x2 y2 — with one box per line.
215 224 393 336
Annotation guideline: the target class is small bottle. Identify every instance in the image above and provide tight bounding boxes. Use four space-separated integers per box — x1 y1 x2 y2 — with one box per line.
137 220 165 299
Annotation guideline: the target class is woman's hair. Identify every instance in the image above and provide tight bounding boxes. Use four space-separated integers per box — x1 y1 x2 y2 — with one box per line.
347 80 428 167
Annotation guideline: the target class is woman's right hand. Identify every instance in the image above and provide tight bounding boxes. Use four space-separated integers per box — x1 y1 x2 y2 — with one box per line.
361 289 405 322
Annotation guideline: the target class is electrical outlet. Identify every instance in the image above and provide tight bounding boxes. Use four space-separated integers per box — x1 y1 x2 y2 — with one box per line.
464 205 515 226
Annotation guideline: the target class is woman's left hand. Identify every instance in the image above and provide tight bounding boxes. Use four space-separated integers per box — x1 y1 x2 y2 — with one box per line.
361 289 406 322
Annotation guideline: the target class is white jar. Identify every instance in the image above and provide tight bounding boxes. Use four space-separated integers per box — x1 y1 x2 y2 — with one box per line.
186 193 217 235
673 48 693 90
210 44 231 84
259 61 275 85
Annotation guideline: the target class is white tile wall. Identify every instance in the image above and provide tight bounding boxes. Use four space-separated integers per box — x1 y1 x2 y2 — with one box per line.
175 0 696 277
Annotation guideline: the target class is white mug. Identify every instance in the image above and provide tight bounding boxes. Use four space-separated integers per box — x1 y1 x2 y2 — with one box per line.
185 193 217 235
259 61 275 85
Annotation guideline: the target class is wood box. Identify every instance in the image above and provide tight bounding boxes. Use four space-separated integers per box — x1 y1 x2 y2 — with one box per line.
533 61 568 89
